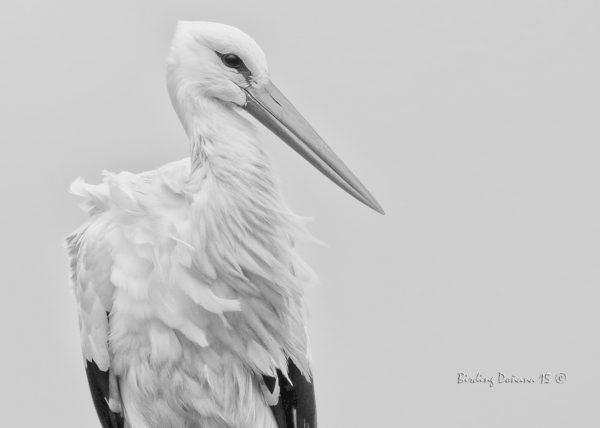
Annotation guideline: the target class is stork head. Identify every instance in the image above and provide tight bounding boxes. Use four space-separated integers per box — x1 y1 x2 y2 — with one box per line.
167 21 269 106
167 21 384 214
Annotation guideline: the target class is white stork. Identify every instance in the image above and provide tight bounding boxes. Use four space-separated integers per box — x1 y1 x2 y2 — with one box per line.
66 21 383 428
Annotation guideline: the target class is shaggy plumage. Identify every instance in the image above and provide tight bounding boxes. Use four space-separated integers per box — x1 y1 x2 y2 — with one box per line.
67 152 316 426
67 22 320 428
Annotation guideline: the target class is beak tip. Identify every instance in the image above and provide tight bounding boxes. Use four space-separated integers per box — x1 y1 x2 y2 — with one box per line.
361 194 385 215
369 201 386 215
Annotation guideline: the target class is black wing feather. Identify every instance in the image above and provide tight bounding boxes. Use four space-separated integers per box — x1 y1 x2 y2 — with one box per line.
83 311 124 428
84 360 124 428
265 358 317 428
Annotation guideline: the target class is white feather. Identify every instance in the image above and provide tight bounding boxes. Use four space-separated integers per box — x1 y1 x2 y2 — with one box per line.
67 21 316 427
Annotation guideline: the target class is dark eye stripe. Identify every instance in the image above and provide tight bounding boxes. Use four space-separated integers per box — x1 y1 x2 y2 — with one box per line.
215 51 253 84
221 53 243 69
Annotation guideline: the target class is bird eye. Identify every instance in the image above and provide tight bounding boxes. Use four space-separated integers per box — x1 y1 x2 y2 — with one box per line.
221 53 243 69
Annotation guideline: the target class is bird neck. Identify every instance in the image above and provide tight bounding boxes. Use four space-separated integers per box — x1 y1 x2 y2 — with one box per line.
169 87 258 167
168 91 314 376
180 97 266 179
171 92 285 221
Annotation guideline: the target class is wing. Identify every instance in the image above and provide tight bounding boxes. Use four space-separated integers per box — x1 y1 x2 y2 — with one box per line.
265 359 317 428
85 359 125 428
66 224 124 428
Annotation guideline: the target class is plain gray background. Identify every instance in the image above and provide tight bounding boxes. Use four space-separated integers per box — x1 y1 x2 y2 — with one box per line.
1 1 599 426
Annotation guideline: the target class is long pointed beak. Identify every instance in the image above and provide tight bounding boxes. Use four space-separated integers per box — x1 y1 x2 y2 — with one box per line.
243 82 384 215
